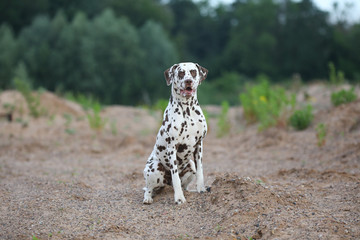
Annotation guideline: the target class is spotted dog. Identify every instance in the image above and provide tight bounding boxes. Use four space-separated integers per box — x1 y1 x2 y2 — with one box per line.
143 62 208 204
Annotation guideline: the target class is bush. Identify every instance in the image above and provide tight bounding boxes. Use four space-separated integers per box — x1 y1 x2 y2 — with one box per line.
239 76 295 130
289 105 313 130
331 88 357 106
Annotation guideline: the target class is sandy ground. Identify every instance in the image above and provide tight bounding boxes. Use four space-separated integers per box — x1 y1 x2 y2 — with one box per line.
0 84 359 240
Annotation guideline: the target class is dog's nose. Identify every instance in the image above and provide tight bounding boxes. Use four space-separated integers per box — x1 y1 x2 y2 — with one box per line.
184 80 193 85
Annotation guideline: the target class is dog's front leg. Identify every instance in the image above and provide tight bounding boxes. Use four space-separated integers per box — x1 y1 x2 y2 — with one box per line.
168 145 186 204
195 140 206 193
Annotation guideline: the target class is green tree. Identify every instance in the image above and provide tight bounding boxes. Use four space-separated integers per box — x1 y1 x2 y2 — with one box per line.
221 0 279 77
91 9 144 104
105 0 173 30
0 0 48 32
277 0 331 79
139 20 179 104
17 15 54 89
0 24 18 88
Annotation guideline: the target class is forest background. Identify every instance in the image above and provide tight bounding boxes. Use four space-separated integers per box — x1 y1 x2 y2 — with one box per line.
0 0 359 106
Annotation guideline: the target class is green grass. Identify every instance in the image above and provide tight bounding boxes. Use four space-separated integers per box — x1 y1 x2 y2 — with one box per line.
331 88 357 106
289 104 314 130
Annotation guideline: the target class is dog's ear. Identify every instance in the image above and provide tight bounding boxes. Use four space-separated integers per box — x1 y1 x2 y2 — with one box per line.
196 63 208 84
164 64 179 86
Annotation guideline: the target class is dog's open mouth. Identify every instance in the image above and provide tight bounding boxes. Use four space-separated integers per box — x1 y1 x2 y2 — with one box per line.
180 87 195 97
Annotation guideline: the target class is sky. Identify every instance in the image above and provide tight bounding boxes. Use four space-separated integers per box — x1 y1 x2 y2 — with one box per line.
209 0 360 23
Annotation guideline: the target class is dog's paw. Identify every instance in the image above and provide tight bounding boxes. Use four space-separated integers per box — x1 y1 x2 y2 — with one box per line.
143 197 153 204
197 185 206 193
174 194 186 204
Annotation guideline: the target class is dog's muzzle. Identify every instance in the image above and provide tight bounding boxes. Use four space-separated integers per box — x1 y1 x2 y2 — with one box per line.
180 80 195 98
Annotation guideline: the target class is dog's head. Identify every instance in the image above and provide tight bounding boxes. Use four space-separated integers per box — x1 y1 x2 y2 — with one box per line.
164 62 208 99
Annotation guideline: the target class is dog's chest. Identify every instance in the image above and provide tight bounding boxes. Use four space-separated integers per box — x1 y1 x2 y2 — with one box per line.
154 102 207 161
168 103 207 142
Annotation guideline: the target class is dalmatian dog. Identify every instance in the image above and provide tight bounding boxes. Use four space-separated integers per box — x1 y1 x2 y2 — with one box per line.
143 62 208 204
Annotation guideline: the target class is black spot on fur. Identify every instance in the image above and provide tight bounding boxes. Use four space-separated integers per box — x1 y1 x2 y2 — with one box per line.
176 143 188 153
177 155 183 165
167 123 172 132
157 145 166 152
186 107 190 116
195 110 200 115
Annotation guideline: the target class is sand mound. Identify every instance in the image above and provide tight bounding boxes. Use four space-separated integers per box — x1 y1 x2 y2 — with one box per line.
0 83 359 239
321 99 360 135
0 90 84 119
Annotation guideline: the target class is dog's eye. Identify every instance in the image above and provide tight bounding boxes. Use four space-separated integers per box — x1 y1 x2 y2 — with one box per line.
178 71 185 79
190 70 197 78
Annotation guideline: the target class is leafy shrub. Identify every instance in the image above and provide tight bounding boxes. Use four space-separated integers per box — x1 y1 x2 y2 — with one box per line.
289 105 313 130
239 76 295 130
217 101 231 137
331 88 357 106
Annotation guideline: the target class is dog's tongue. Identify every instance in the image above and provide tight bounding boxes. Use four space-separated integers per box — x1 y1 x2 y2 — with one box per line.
181 88 194 97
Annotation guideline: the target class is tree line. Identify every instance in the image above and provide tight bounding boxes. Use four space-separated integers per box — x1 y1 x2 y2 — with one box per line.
0 0 359 105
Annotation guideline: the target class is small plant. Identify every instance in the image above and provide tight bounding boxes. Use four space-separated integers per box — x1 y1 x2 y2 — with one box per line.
289 105 313 130
331 88 357 106
13 77 46 118
87 101 107 133
13 63 47 118
328 62 345 85
217 101 231 137
239 77 295 130
316 123 327 147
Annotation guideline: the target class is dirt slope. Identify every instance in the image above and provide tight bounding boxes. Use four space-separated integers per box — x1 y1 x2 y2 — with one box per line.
0 84 359 240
